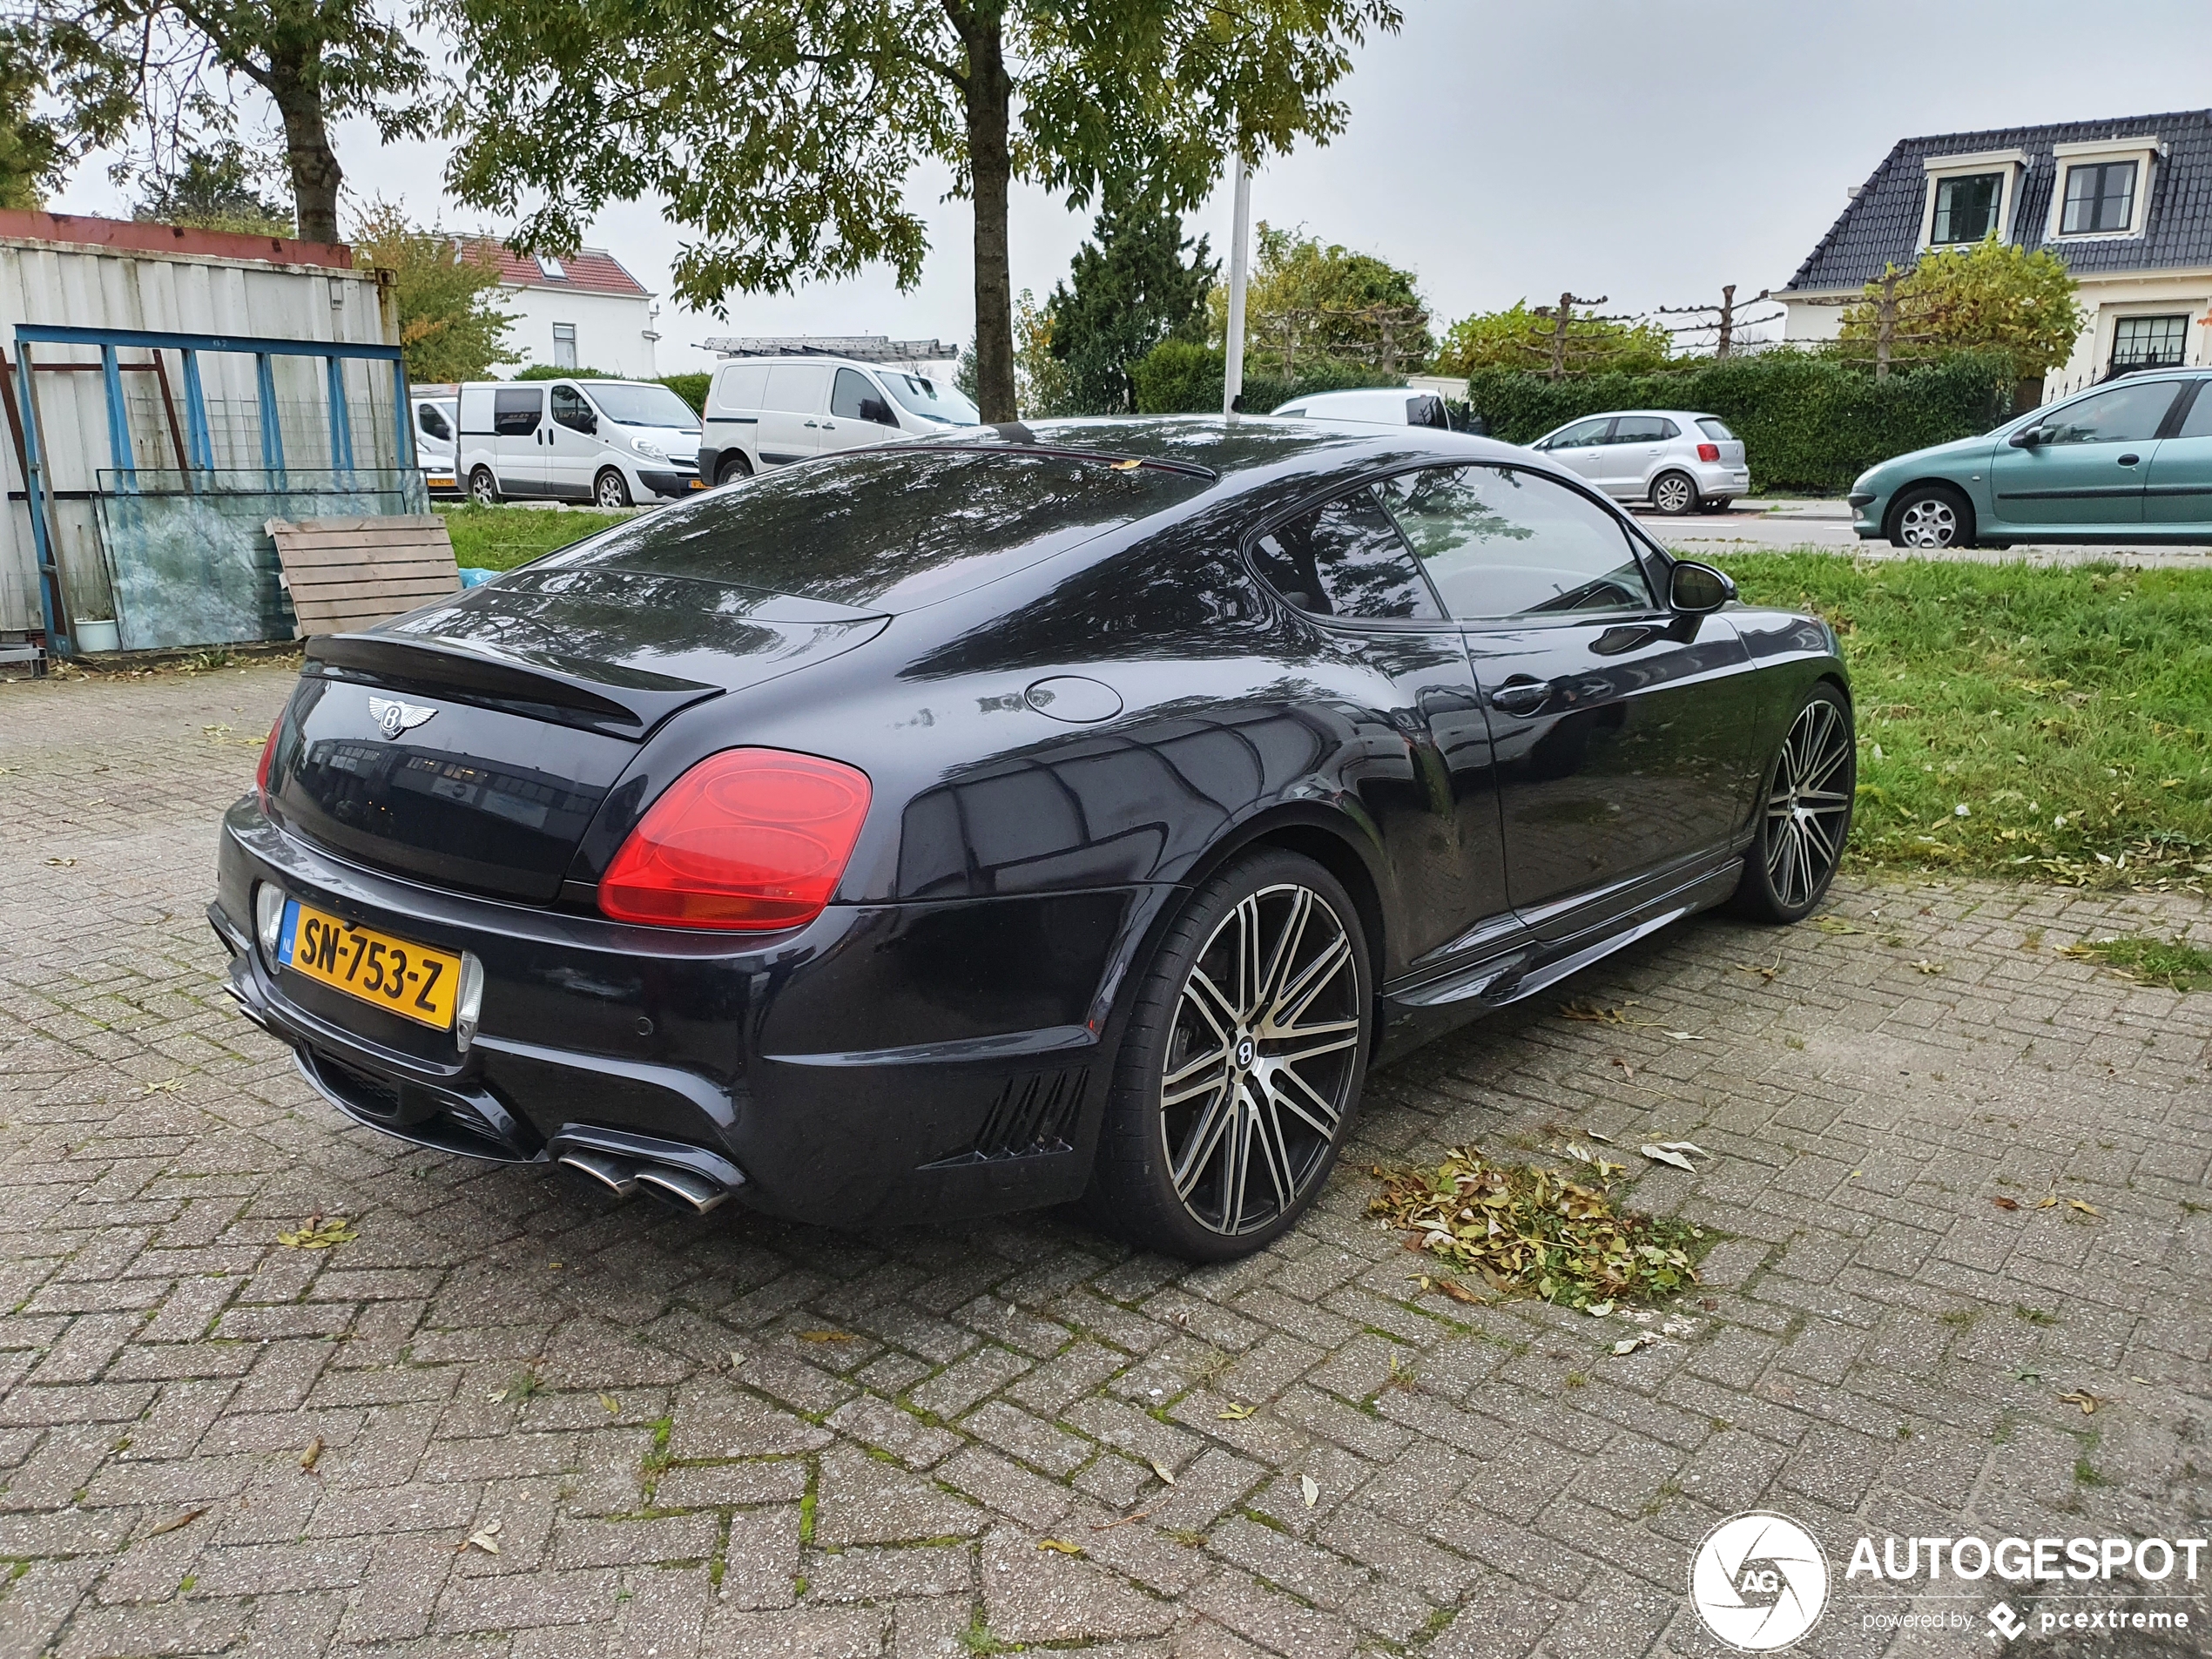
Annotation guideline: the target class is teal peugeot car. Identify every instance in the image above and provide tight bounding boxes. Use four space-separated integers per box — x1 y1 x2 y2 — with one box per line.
1850 368 2212 549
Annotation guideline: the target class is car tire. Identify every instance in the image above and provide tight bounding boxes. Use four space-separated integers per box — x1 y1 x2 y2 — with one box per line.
1084 849 1372 1262
594 469 633 509
1730 681 1855 925
1887 483 1973 550
1651 471 1700 516
715 453 752 488
469 468 499 507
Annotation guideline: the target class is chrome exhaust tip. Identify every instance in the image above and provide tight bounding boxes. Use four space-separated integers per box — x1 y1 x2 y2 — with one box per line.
633 1164 728 1215
557 1150 639 1198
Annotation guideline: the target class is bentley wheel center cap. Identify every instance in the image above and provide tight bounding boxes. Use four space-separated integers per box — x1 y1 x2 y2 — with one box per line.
1235 1036 1256 1069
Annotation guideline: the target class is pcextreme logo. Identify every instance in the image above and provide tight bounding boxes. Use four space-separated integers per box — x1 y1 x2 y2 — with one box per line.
1690 1512 1831 1651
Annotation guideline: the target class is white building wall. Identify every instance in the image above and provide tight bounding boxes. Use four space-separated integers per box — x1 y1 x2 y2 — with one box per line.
495 287 658 380
2041 271 2212 401
0 235 395 636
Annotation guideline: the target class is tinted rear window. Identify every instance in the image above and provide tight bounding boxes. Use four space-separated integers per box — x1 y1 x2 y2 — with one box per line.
1696 418 1735 442
540 447 1210 611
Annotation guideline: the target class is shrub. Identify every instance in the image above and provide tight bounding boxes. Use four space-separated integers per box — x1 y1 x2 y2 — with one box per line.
1458 349 2017 495
658 373 710 413
1130 341 1403 416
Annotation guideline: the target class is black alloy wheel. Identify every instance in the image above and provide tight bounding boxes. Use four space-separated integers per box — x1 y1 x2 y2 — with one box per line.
595 469 633 508
469 467 499 507
1088 851 1371 1259
1651 470 1700 516
1733 683 1855 923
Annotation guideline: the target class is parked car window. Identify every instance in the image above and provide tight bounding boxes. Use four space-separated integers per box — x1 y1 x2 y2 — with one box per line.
1696 418 1735 442
1546 417 1612 449
582 382 700 428
2039 381 2182 446
1379 465 1653 620
417 404 452 442
1407 395 1448 429
491 388 542 436
1610 415 1674 444
1932 172 2001 244
1250 488 1443 622
832 368 899 426
550 385 596 435
2177 384 2212 440
2060 160 2137 236
715 363 770 410
881 371 981 426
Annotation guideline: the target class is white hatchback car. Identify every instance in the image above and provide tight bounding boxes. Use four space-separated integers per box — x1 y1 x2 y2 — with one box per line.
1525 410 1749 515
699 356 981 485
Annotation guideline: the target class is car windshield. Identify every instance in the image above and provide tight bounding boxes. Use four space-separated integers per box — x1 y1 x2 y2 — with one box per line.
541 446 1207 610
881 372 981 426
581 383 702 430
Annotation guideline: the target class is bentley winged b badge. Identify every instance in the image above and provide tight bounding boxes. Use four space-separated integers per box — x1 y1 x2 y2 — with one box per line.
367 696 438 739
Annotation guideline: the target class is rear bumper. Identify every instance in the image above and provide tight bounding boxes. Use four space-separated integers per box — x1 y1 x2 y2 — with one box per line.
213 796 1163 1226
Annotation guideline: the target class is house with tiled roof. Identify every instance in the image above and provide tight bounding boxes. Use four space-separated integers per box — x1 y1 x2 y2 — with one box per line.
1775 110 2212 401
459 239 660 379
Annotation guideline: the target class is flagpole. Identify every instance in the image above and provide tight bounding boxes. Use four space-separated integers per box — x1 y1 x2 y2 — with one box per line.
1223 153 1251 423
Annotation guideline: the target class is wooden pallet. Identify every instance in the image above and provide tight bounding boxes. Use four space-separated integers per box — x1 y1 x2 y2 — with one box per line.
266 516 461 637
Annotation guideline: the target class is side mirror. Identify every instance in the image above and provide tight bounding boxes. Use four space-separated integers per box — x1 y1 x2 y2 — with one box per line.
2007 425 2043 448
1669 561 1735 613
862 398 897 427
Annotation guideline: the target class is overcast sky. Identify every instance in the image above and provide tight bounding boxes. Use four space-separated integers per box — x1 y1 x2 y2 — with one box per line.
49 0 2212 374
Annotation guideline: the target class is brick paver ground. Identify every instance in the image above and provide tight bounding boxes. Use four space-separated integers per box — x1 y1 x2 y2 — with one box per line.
3 663 2208 1659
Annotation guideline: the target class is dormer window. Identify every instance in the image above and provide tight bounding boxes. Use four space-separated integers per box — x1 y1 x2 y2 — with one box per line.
1932 173 2002 244
2049 138 2159 239
1919 150 2026 250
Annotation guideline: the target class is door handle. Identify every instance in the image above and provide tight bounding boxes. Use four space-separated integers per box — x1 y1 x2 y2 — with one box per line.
821 421 836 429
804 420 819 428
2118 453 2141 466
1489 679 1551 716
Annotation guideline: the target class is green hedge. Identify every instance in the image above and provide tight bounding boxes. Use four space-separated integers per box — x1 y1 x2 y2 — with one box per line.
509 363 711 415
1458 350 2017 495
1130 341 1403 415
659 373 710 414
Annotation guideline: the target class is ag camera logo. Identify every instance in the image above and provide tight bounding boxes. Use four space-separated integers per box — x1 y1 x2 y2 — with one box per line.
1691 1512 1831 1650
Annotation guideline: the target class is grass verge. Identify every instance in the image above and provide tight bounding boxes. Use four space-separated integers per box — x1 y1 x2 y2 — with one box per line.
1713 553 2212 891
2059 934 2212 992
437 503 642 572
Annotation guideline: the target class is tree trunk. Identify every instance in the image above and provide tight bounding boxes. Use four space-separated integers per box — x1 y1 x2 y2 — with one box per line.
268 50 342 243
954 4 1016 422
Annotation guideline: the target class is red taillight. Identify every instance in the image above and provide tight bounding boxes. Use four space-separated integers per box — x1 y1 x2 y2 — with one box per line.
1697 442 1721 463
598 748 872 930
255 722 280 804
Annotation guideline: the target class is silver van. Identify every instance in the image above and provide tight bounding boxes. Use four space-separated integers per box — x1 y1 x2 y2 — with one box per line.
700 356 981 486
456 378 704 507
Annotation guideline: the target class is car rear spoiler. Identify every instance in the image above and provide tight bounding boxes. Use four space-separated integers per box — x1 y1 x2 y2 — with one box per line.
305 633 722 739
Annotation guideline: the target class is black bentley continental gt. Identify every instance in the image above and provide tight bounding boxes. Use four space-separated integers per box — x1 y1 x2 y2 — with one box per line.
211 418 1852 1259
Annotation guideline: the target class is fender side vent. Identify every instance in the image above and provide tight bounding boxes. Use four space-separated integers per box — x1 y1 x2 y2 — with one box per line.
938 1068 1087 1164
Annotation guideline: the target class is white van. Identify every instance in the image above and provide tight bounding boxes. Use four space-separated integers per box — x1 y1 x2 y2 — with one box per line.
1271 388 1457 429
699 357 981 486
413 394 461 497
455 378 704 507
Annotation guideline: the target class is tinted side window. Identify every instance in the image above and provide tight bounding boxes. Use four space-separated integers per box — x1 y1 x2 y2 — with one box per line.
831 368 876 420
1251 488 1443 622
1552 417 1612 448
417 405 452 441
1379 465 1654 620
1407 395 1447 429
2177 383 2212 439
1611 415 1670 444
2041 381 2182 445
492 388 542 436
550 385 595 434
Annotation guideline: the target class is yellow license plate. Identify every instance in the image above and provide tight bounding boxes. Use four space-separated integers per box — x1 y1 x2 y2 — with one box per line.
278 898 460 1029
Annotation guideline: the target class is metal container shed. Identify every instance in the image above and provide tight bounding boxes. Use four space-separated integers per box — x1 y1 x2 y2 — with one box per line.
0 212 421 656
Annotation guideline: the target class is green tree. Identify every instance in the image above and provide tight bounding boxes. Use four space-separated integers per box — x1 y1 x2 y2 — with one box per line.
958 289 1070 418
1047 187 1216 414
434 0 1399 423
1205 222 1433 376
349 203 519 384
1839 238 2083 377
1433 299 1672 378
0 25 64 208
132 139 291 234
21 0 428 240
